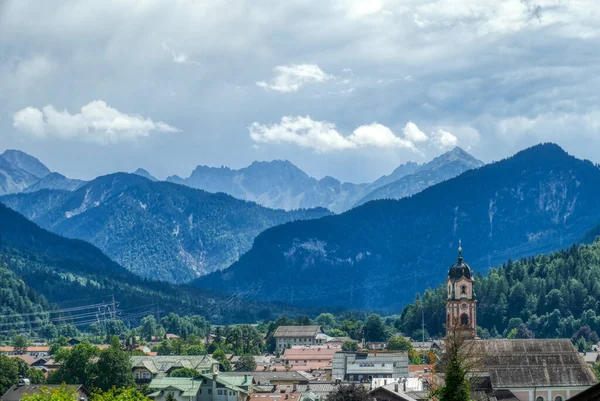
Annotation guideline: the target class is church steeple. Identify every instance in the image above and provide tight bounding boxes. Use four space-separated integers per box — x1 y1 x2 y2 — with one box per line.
446 242 477 337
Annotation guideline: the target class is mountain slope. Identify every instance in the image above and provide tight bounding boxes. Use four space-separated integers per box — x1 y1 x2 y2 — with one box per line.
356 147 484 206
1 150 51 179
1 173 331 283
24 172 86 193
0 202 309 323
0 152 46 196
194 143 600 311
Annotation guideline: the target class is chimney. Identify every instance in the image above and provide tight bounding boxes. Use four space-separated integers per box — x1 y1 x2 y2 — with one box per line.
403 378 407 392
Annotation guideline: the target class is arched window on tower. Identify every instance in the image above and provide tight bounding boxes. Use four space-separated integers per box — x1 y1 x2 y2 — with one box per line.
448 285 452 297
460 313 469 327
447 313 450 325
460 285 467 295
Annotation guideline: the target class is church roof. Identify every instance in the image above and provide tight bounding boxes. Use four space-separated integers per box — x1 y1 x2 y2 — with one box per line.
448 245 473 281
472 339 597 388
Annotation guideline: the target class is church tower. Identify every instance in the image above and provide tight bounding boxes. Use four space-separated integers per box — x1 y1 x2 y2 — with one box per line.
446 242 476 337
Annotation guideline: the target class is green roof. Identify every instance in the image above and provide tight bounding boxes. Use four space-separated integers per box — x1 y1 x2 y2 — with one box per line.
199 373 251 394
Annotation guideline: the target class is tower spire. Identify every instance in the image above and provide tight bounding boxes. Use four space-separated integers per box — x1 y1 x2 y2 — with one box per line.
458 239 463 262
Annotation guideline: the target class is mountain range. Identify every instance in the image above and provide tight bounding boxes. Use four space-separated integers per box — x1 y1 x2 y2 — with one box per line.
1 173 331 283
193 144 600 311
0 201 310 324
167 147 482 212
355 147 484 206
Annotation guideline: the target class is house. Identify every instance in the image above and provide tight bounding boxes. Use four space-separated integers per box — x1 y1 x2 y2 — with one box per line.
369 382 426 401
408 365 432 379
332 352 409 383
67 338 81 346
252 383 339 401
130 355 220 384
367 342 388 351
0 346 51 358
410 342 441 352
282 346 340 371
147 371 252 401
582 352 600 366
274 326 330 351
1 383 90 401
228 371 315 385
326 337 353 346
466 339 598 401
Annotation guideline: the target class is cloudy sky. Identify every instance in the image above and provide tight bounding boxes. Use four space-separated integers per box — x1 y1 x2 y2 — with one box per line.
1 0 599 183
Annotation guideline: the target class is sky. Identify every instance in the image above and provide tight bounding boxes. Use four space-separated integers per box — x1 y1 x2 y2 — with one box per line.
1 0 600 183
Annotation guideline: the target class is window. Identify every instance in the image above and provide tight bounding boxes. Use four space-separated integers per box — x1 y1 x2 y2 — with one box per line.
217 390 223 395
536 396 545 401
460 313 469 326
461 285 467 295
208 390 212 395
555 396 564 401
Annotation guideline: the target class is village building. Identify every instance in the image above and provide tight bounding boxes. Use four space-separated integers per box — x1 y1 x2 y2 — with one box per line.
130 355 220 384
1 382 89 401
332 351 409 382
147 370 252 401
273 326 330 351
367 342 388 350
281 345 340 371
0 346 51 358
370 380 428 401
228 371 315 385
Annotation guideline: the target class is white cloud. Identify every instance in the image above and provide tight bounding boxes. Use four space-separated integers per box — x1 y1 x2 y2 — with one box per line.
249 116 419 153
161 43 200 66
432 129 458 149
403 121 429 142
349 123 417 150
13 100 179 144
257 64 331 93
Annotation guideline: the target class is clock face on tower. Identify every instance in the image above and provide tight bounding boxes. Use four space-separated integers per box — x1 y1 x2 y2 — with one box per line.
461 303 468 310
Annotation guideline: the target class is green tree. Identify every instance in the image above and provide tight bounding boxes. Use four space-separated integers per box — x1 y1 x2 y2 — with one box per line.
0 355 19 395
48 341 99 387
340 319 363 340
387 336 413 351
139 316 158 341
225 325 262 355
314 313 337 330
412 329 430 342
235 354 257 372
342 341 359 351
39 324 59 341
170 368 200 378
212 349 232 372
186 345 207 355
21 384 79 401
363 314 387 342
94 336 134 391
325 384 373 401
13 334 30 352
91 387 150 401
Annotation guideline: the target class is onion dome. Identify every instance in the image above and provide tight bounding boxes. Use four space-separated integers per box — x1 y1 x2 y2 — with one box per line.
448 243 473 281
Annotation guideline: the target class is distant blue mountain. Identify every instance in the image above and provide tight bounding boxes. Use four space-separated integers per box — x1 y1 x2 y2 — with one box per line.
194 144 600 311
1 173 331 283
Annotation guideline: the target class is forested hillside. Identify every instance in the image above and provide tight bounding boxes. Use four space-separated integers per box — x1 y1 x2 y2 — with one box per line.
0 202 312 325
399 238 600 343
1 173 331 282
195 144 600 310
